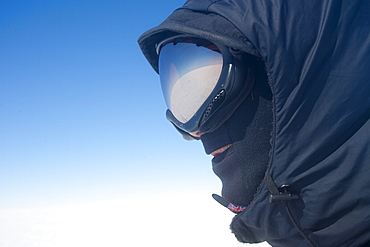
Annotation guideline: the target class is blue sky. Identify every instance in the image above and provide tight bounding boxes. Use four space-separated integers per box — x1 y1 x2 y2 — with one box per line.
0 1 270 246
1 0 212 207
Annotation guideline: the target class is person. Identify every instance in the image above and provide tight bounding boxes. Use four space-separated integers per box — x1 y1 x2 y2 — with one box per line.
137 0 370 246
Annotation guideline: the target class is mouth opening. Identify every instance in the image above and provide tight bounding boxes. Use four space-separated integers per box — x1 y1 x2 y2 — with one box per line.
210 144 232 157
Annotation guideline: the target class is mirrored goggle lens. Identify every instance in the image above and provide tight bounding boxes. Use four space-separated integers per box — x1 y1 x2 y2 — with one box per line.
158 41 223 124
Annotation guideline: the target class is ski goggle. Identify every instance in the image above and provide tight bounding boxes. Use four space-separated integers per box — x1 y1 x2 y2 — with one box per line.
157 36 254 136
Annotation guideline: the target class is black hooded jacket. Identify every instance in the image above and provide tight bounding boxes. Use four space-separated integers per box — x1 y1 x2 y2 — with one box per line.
138 1 370 246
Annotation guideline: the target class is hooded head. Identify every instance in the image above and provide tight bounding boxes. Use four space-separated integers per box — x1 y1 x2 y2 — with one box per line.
138 3 275 208
138 1 370 246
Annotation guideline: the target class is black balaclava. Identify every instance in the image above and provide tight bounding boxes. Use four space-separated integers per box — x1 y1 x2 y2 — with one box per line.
200 64 273 208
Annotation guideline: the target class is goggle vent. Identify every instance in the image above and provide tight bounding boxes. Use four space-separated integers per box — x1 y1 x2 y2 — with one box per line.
201 89 226 125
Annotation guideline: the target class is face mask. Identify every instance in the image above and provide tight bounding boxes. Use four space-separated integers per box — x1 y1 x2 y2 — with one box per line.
201 78 273 209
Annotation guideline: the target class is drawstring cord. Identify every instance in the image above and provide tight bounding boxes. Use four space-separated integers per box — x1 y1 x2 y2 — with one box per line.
265 172 317 247
285 202 317 247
